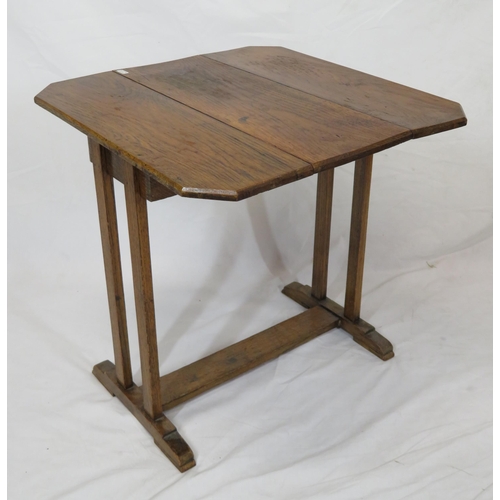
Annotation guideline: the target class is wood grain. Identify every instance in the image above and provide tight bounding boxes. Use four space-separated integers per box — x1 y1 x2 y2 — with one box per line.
282 282 394 361
89 139 133 388
311 169 334 299
35 47 466 471
344 156 373 322
104 148 176 202
35 72 312 201
206 46 467 138
158 307 339 410
35 48 466 200
93 360 195 472
123 163 162 419
123 56 411 169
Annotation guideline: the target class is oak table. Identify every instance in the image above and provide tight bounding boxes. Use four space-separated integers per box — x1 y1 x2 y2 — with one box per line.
35 46 466 472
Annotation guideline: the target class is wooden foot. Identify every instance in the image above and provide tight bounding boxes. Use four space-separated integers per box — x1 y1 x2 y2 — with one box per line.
93 308 339 470
282 282 394 361
93 360 196 473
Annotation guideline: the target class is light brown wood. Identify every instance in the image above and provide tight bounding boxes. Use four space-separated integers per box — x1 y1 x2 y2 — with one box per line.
89 139 133 388
123 163 162 419
122 56 411 169
311 169 335 300
282 282 394 361
93 360 195 472
344 156 373 322
35 48 466 200
158 307 340 410
206 46 467 138
35 72 312 201
104 148 176 202
34 47 467 470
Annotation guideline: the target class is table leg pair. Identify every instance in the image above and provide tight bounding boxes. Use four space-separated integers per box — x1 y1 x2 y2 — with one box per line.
89 139 393 473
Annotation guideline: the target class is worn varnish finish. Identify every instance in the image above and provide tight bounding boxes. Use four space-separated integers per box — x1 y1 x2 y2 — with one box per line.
34 47 466 472
158 307 340 410
89 140 175 202
122 56 411 169
107 148 175 202
35 71 312 201
206 46 467 138
35 46 465 200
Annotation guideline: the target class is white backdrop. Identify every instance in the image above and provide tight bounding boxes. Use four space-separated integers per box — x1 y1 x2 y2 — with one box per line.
8 1 492 499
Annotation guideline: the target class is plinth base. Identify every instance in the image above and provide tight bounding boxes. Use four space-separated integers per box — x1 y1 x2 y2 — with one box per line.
282 282 394 361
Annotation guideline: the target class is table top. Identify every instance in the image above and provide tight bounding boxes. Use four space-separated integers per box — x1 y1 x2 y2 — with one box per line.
35 46 466 201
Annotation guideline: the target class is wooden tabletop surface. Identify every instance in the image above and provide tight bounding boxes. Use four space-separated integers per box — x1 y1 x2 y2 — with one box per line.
35 46 466 201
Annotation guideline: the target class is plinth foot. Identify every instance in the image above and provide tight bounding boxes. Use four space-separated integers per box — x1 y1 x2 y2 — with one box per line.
92 360 195 472
282 282 394 361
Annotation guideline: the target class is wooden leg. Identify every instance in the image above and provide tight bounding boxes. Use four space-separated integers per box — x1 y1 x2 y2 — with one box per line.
344 155 373 322
91 147 194 471
282 155 393 361
311 169 334 300
89 149 389 473
123 163 163 420
282 282 394 361
89 139 133 389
